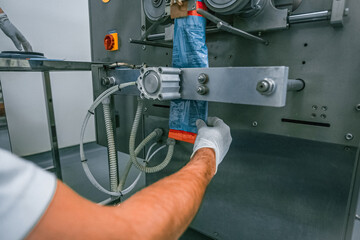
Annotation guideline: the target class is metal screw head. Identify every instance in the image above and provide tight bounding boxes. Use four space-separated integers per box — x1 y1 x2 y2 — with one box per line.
321 106 328 111
142 45 146 50
198 73 208 84
197 85 208 95
312 105 318 110
101 77 115 87
252 121 258 127
257 81 269 92
345 133 354 141
256 79 275 95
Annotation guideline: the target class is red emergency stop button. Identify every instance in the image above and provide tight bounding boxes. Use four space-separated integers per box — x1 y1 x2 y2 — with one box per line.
104 32 118 51
104 34 115 50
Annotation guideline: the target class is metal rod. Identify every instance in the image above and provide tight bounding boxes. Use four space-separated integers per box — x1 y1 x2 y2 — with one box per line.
287 79 305 91
289 11 331 24
42 71 62 180
197 8 268 45
129 38 173 48
147 33 165 41
140 20 161 41
217 22 269 45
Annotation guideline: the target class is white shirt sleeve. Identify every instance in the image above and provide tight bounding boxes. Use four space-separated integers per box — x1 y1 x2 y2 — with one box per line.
0 148 57 240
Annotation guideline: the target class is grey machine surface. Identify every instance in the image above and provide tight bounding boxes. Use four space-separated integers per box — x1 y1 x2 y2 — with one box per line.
88 0 360 239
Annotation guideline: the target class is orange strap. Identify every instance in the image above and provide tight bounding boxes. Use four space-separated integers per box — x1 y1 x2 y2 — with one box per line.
168 129 197 144
188 1 207 17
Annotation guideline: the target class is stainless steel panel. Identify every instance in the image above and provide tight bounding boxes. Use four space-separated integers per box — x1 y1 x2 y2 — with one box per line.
144 111 356 239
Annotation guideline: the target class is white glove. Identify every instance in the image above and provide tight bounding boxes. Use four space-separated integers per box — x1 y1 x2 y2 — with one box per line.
0 13 33 52
192 117 232 174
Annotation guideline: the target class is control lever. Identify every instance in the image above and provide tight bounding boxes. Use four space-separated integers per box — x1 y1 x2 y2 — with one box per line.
197 8 269 45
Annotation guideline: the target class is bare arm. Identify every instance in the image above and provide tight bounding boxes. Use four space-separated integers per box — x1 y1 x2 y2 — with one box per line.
0 8 4 14
27 148 216 240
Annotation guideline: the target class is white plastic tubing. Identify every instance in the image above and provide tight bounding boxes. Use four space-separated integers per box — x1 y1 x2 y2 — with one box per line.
129 100 176 173
80 82 176 198
102 97 118 192
80 82 137 197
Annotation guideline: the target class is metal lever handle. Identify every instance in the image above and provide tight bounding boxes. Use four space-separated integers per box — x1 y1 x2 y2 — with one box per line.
197 8 269 45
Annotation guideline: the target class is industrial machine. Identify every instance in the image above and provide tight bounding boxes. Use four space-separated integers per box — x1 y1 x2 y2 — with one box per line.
87 0 360 239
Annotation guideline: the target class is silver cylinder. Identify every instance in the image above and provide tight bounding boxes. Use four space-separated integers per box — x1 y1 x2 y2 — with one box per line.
137 67 181 100
289 11 330 24
287 79 305 91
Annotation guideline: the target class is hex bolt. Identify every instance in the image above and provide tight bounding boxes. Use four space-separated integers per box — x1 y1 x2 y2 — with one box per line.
345 133 354 141
355 104 360 111
198 73 209 84
312 105 318 110
321 106 328 111
256 79 275 95
101 77 115 87
197 85 208 95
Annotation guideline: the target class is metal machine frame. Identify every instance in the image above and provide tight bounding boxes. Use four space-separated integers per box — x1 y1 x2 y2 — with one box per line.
0 58 93 180
88 0 360 239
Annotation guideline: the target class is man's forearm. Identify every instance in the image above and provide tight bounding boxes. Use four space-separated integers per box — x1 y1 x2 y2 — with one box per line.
115 148 216 239
27 148 215 240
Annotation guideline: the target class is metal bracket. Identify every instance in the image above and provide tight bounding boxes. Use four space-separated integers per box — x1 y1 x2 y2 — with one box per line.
108 66 295 107
330 0 347 27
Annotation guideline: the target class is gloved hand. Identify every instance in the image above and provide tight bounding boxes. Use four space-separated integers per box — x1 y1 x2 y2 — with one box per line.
0 13 33 52
192 117 232 174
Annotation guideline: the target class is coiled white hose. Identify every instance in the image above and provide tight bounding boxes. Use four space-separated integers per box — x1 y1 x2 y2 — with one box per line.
80 82 136 197
129 100 176 173
117 131 162 191
102 98 118 191
98 143 167 205
80 82 176 198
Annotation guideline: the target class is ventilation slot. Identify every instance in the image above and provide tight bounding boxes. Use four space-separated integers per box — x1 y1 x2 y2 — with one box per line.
281 118 330 128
